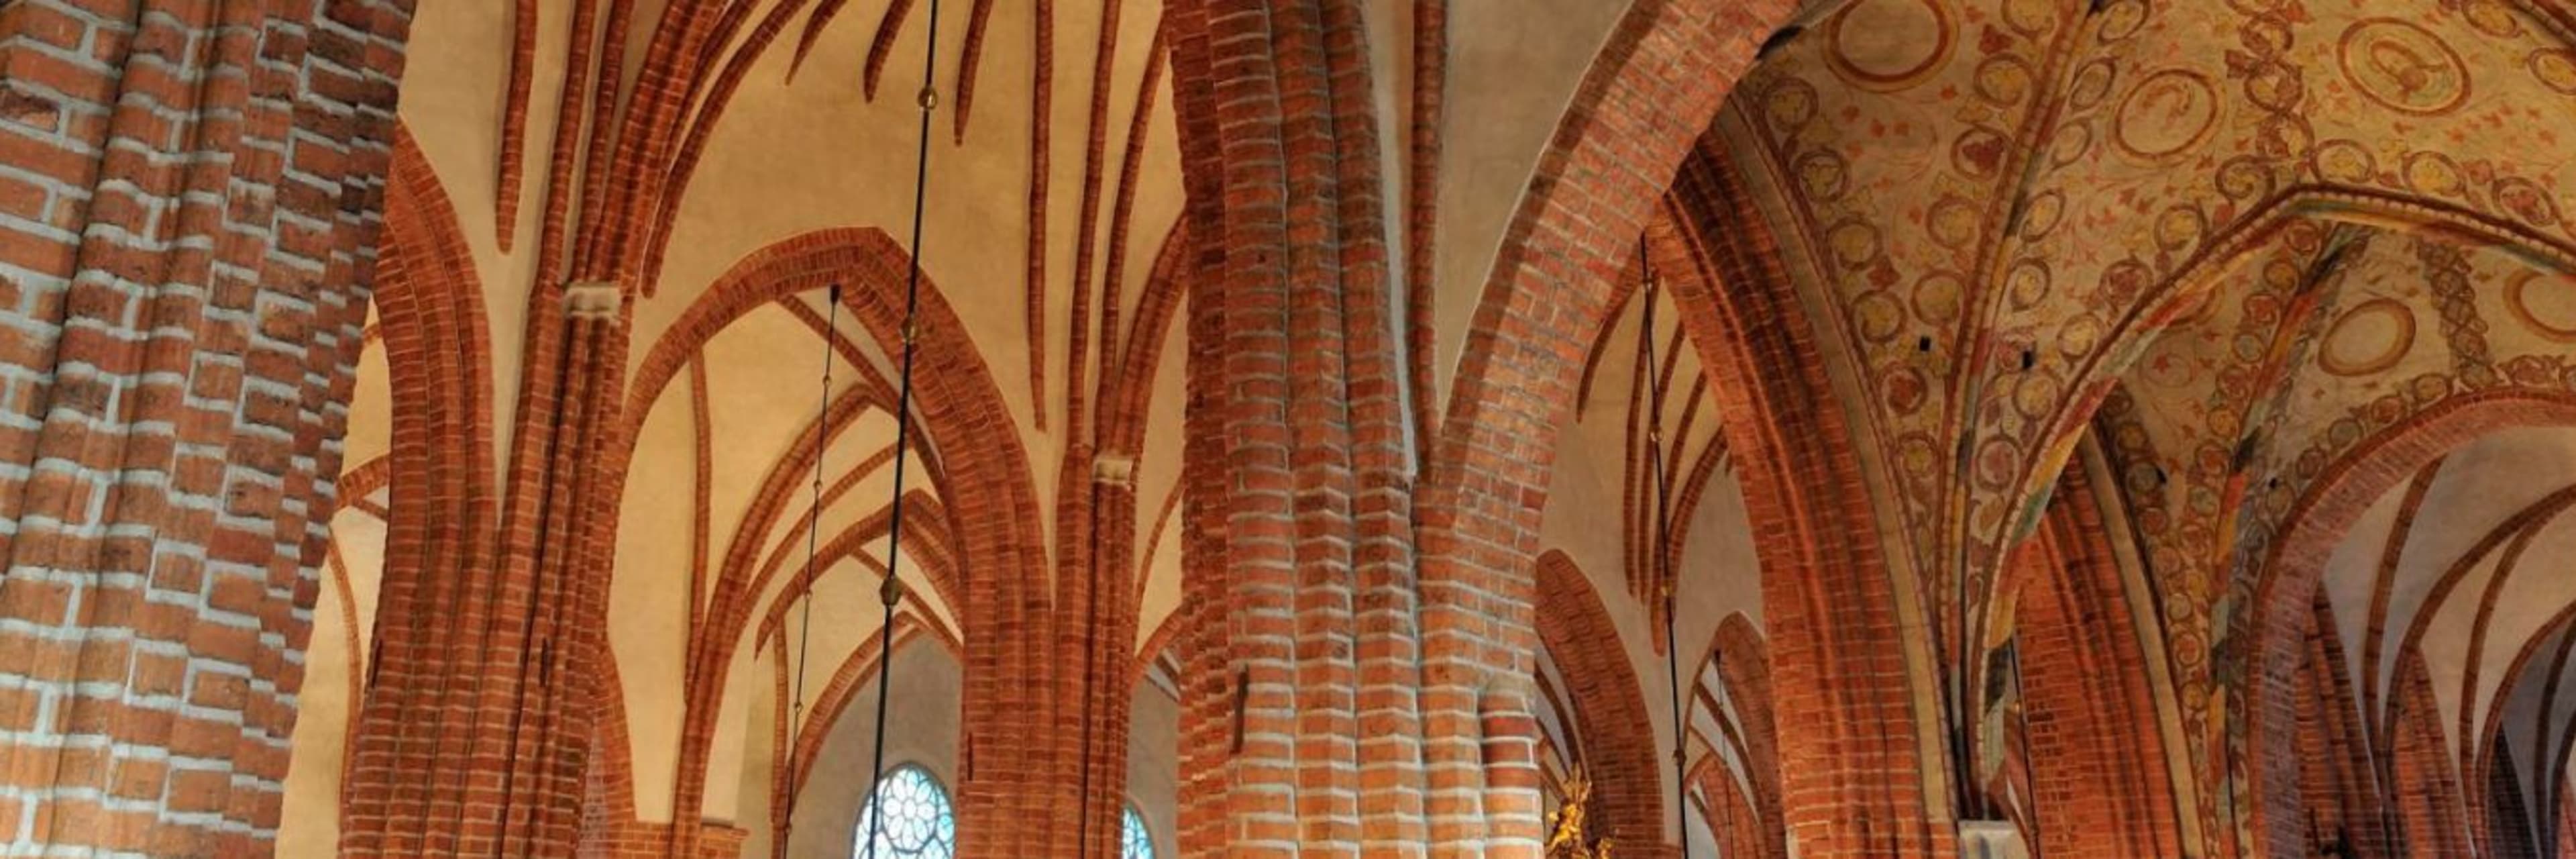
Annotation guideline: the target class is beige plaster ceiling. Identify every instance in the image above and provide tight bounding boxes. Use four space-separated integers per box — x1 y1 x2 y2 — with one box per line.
288 0 1762 846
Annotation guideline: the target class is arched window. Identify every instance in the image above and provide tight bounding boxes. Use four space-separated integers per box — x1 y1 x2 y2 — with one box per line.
853 765 955 859
1120 804 1156 859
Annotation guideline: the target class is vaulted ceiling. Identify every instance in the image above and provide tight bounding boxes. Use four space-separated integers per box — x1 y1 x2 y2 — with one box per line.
1703 0 2576 763
294 0 1694 851
310 0 1190 845
1715 0 2576 601
2314 427 2576 837
278 0 2576 852
1693 0 2576 839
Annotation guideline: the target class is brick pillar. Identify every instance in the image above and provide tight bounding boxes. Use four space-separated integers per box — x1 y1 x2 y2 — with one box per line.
1175 232 1228 859
2001 464 2184 859
1169 1 1431 854
339 282 629 856
1665 152 1953 857
2392 655 2471 857
1052 439 1145 858
1068 452 1142 859
0 2 411 854
1477 689 1542 857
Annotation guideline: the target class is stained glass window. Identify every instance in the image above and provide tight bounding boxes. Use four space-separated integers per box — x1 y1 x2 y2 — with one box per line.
853 765 955 859
1120 804 1155 859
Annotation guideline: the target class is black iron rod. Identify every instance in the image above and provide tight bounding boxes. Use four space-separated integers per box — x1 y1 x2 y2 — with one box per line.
862 1 944 854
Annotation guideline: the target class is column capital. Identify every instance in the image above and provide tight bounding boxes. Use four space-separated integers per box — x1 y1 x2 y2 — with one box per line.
1092 453 1137 487
563 281 624 320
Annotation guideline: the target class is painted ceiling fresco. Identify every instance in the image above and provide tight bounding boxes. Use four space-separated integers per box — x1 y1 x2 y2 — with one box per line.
1717 0 2576 833
2093 225 2576 821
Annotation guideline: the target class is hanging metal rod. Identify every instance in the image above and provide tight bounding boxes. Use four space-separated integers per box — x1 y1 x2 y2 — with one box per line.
782 279 843 842
1638 240 1696 859
859 1 944 855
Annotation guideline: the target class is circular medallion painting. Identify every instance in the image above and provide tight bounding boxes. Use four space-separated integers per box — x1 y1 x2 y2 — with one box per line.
2115 70 2221 160
2318 298 2417 377
1825 0 1955 91
2339 19 2470 115
2507 271 2576 343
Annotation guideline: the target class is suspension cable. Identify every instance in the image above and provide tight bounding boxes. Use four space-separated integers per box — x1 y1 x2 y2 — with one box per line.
783 280 842 841
1638 242 1695 859
861 1 944 855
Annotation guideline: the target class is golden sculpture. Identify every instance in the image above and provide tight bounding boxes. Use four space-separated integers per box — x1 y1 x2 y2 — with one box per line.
1545 768 1615 859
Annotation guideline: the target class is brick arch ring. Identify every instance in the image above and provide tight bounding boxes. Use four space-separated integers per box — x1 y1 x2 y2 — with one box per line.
2244 388 2576 858
1534 549 1669 848
1656 148 1948 855
1696 613 1782 846
586 226 1051 842
1397 0 1807 845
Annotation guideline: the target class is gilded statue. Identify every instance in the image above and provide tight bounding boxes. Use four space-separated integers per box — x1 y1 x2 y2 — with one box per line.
1545 768 1615 859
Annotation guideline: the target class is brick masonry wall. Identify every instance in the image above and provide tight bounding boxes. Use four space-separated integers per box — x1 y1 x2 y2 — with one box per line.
0 2 411 854
1534 551 1667 853
1998 464 2183 858
2392 654 2473 857
2296 596 2400 858
1662 144 1951 856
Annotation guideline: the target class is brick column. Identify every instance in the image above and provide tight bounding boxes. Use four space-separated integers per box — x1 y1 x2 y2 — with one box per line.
1175 240 1228 859
1051 442 1144 858
2390 655 2470 856
1169 1 1431 854
0 2 411 854
2002 464 2184 858
1074 454 1142 858
1663 152 1953 857
339 281 629 856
